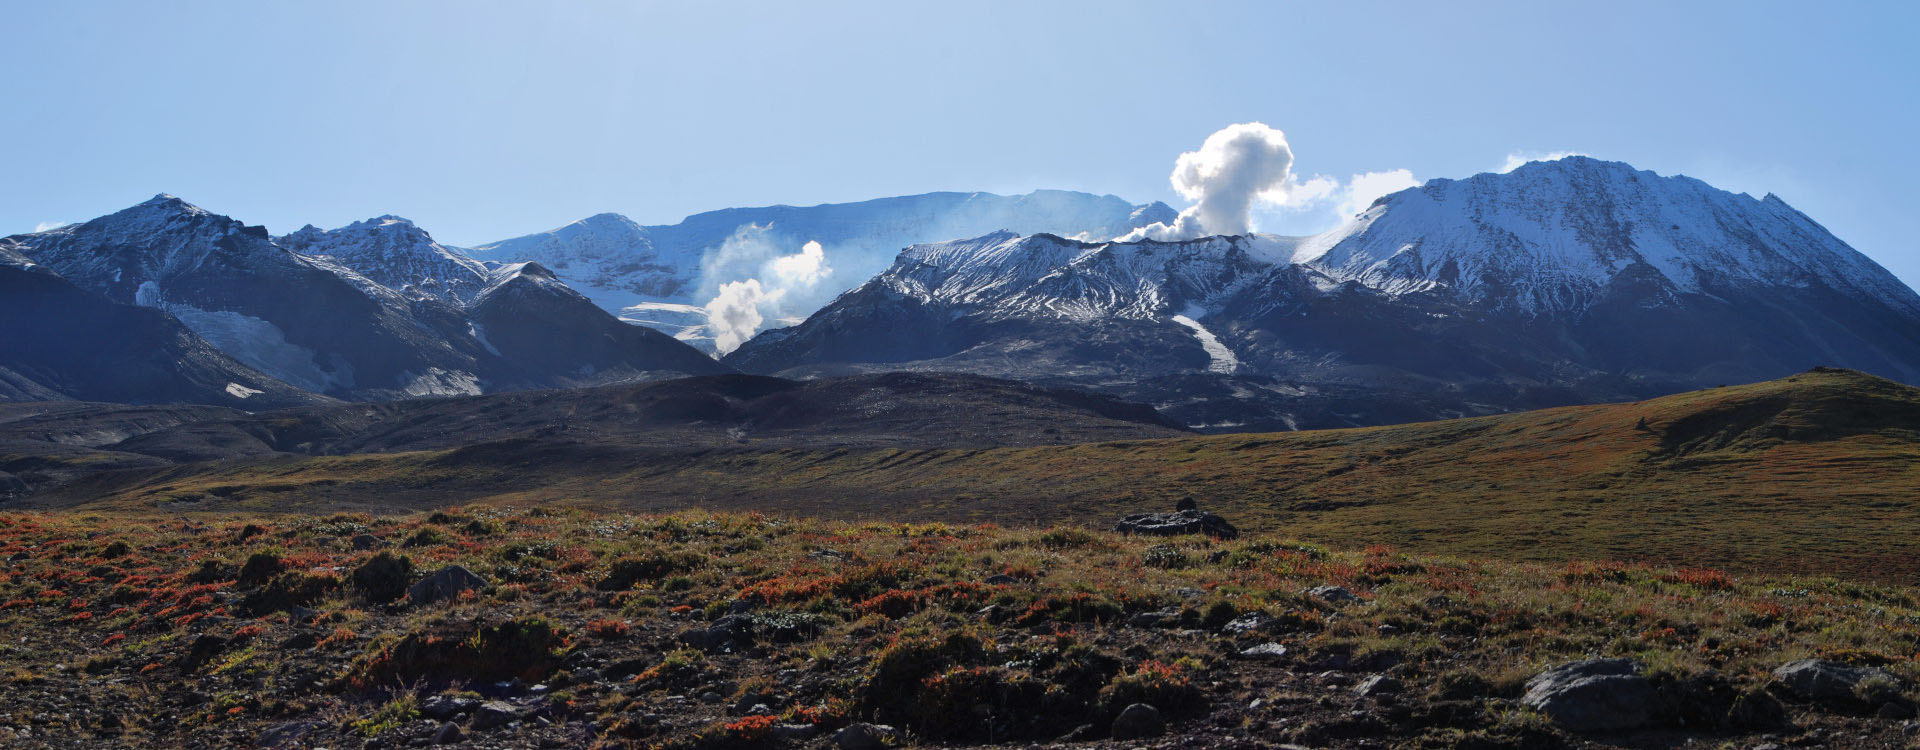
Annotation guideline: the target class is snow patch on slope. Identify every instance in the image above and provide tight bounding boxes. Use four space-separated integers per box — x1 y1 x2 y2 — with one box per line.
401 368 482 397
167 305 347 392
1170 312 1239 374
133 280 349 392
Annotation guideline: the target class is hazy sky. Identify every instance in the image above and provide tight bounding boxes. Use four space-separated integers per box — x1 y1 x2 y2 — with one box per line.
4 1 1915 285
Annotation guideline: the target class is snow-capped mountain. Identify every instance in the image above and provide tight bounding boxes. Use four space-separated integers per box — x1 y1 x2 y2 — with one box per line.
277 216 491 302
727 158 1920 430
0 196 729 403
468 190 1178 348
1297 157 1920 318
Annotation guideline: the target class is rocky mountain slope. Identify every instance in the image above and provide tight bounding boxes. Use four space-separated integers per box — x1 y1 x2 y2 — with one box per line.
727 158 1920 430
276 215 491 303
468 190 1178 348
0 245 324 408
0 196 729 403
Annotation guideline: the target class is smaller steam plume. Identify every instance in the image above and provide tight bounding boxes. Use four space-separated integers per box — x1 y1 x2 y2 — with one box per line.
699 232 833 354
1120 122 1333 241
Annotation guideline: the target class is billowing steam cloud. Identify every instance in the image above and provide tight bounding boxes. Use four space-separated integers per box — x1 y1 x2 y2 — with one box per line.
1117 123 1434 240
1120 122 1334 241
704 279 774 354
698 228 834 354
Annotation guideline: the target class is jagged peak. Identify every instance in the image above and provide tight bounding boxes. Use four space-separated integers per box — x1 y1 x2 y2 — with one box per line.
124 193 211 219
550 212 639 233
513 261 557 279
474 260 578 305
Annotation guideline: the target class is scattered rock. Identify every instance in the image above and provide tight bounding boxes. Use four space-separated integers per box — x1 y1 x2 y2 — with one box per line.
1239 643 1288 660
1305 585 1361 605
431 722 464 744
984 574 1018 585
833 722 898 750
682 614 756 653
1772 659 1902 707
1521 658 1656 733
420 695 479 721
1111 702 1166 739
1354 675 1403 697
471 701 525 730
1129 609 1180 629
350 534 384 550
1222 613 1275 636
1112 509 1238 539
407 565 487 606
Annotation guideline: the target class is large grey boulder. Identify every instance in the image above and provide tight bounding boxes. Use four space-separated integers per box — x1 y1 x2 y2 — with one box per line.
471 700 527 730
407 565 487 606
1113 509 1237 539
1773 659 1901 706
1521 658 1656 733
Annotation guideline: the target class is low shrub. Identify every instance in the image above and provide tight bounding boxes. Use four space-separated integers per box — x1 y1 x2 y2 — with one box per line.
1099 660 1204 717
597 549 705 591
346 616 567 689
350 552 414 604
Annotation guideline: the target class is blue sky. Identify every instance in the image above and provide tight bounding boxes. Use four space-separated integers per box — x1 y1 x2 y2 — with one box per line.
4 1 1915 285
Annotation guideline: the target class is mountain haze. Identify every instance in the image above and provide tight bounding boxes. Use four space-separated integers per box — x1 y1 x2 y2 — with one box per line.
468 189 1179 349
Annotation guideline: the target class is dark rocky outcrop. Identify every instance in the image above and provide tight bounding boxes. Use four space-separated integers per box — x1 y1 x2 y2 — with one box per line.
1773 659 1903 709
1521 658 1657 733
1113 509 1238 539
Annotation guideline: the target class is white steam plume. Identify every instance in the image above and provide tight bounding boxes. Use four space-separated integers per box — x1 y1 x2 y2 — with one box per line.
769 240 829 287
704 279 775 354
1119 122 1331 241
698 228 834 354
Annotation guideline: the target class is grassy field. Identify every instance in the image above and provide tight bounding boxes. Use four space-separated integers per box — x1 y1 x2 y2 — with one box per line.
31 368 1920 583
3 507 1920 748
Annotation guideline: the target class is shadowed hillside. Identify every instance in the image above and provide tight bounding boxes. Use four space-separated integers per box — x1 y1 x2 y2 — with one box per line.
8 368 1918 581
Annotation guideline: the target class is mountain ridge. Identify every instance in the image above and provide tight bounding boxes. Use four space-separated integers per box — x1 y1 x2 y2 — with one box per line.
467 189 1181 348
0 196 730 403
726 157 1920 431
